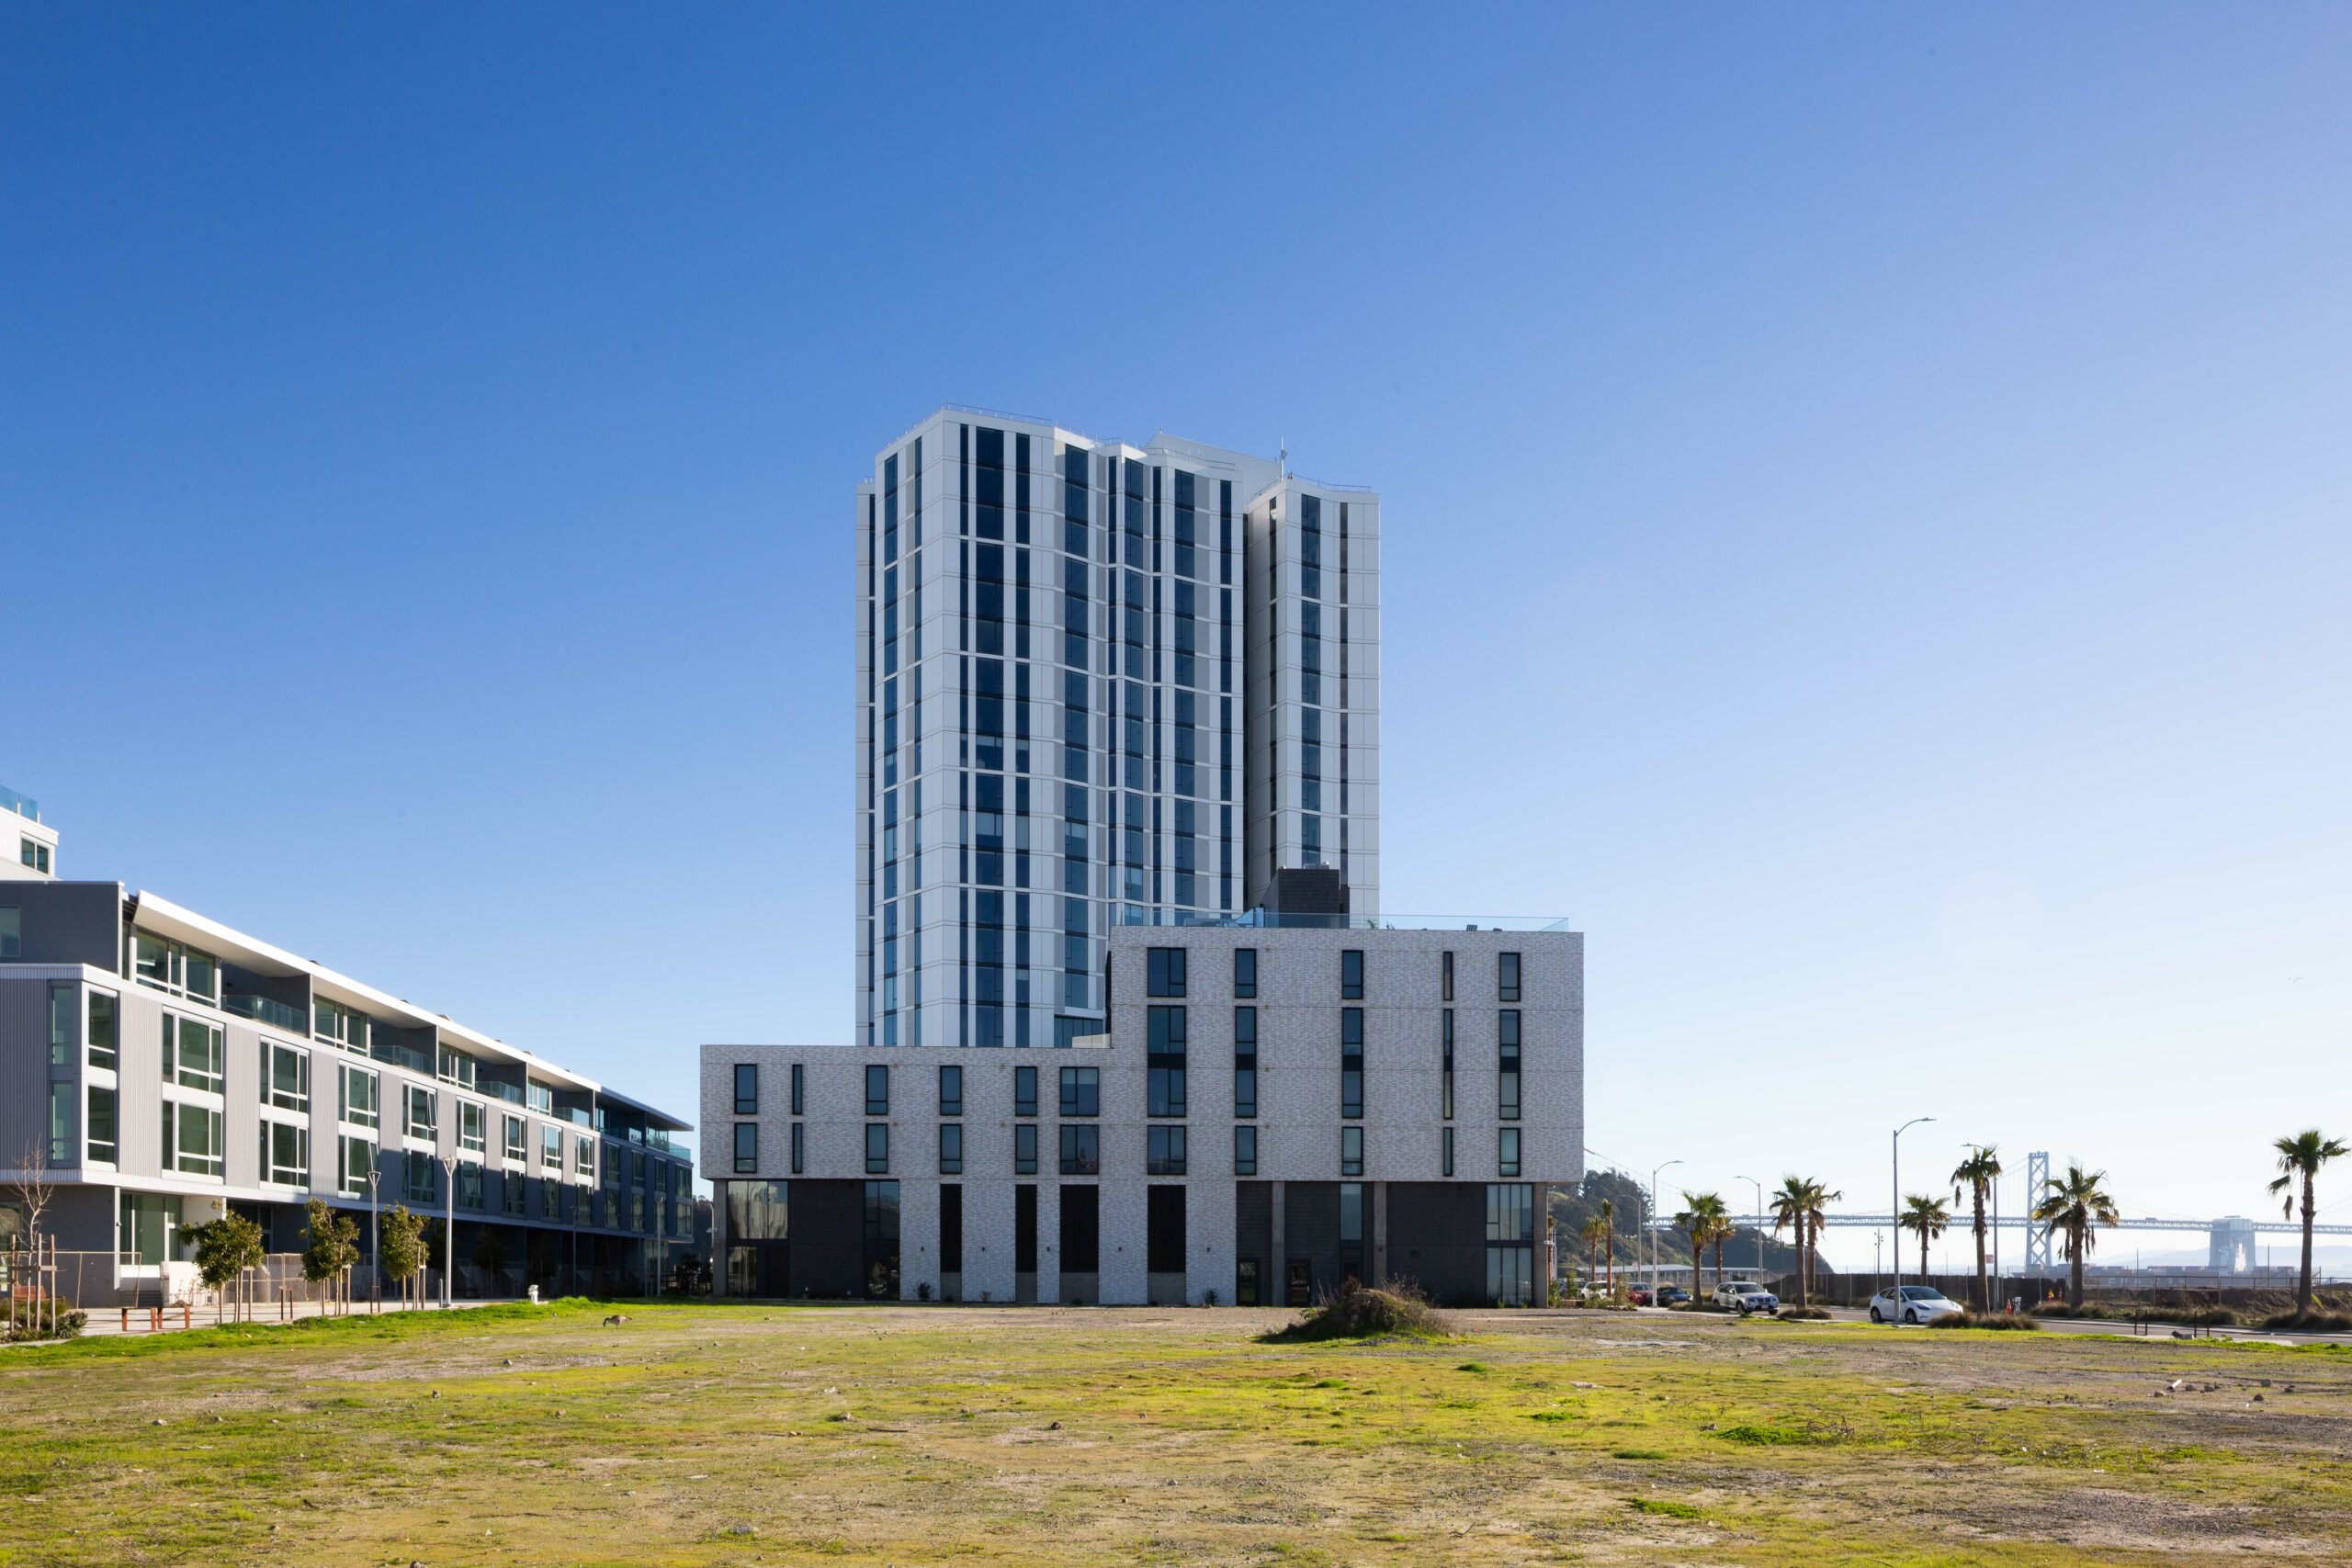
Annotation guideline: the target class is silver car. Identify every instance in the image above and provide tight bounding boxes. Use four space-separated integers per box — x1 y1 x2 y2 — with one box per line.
1870 1285 1962 1325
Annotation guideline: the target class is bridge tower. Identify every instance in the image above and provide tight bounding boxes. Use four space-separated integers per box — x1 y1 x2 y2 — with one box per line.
2209 1216 2256 1273
2023 1151 2052 1273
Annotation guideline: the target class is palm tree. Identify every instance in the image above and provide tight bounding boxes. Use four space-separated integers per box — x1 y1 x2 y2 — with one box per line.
1675 1192 1727 1299
2030 1163 2120 1308
1951 1145 2003 1313
1900 1194 1950 1282
2268 1131 2347 1315
1769 1178 1813 1307
1577 1216 1610 1292
1798 1179 1840 1303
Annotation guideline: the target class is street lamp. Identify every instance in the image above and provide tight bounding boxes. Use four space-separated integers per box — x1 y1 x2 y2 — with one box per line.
1893 1116 1935 1292
439 1154 459 1310
1649 1159 1683 1296
366 1168 381 1314
1735 1174 1766 1280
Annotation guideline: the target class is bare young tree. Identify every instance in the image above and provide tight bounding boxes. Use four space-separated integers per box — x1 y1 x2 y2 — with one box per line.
6 1137 61 1338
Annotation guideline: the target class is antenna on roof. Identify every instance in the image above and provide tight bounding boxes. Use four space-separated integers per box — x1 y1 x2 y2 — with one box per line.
1279 437 1289 478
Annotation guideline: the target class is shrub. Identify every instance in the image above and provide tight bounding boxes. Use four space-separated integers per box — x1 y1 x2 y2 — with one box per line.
1261 1281 1453 1343
2261 1309 2352 1333
2182 1307 2237 1327
1774 1305 1831 1321
2028 1303 2113 1319
1928 1310 2041 1331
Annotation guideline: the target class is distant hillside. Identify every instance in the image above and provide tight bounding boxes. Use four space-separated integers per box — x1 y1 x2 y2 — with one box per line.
1548 1171 1810 1275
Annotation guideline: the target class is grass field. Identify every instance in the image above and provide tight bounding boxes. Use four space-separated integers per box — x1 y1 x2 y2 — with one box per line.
3 1300 2349 1566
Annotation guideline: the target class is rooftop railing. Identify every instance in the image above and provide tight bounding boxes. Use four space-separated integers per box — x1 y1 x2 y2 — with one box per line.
1117 908 1573 933
1 784 39 823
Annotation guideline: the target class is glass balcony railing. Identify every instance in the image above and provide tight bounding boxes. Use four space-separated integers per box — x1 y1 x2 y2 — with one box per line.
483 1079 526 1106
0 784 39 823
1118 908 1574 933
223 993 308 1032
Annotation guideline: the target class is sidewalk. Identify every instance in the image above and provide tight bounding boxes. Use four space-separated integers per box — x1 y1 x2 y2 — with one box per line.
19 1295 530 1342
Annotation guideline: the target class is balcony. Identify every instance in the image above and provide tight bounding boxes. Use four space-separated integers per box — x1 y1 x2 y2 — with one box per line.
0 784 39 823
223 993 308 1033
1121 908 1574 933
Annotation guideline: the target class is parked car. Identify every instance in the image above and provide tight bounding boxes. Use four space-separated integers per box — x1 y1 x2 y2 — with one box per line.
1626 1286 1655 1306
1870 1285 1963 1325
1713 1280 1780 1315
1656 1286 1691 1307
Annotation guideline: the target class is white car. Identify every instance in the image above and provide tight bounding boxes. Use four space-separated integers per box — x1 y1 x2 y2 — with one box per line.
1870 1286 1962 1325
1713 1280 1779 1315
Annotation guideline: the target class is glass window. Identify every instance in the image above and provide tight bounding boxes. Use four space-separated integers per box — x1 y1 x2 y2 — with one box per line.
790 1062 804 1115
0 905 16 959
865 1064 890 1116
939 1122 963 1175
1340 1125 1364 1178
261 1120 309 1187
313 998 364 1052
938 1064 963 1117
574 1134 594 1177
86 1085 117 1164
48 983 75 1067
265 1042 310 1111
404 1084 436 1139
338 1134 374 1196
1233 947 1257 998
339 1065 379 1128
1233 1124 1257 1175
1014 1065 1037 1117
1499 1011 1522 1122
1148 946 1187 998
1442 950 1453 1002
1058 1123 1100 1175
435 1045 477 1089
503 1114 526 1162
865 1122 890 1175
1498 952 1522 1003
733 1122 758 1173
1148 1124 1187 1175
47 1081 75 1164
790 1121 805 1174
1057 1066 1099 1117
164 1100 224 1178
540 1123 563 1170
1442 1125 1455 1178
86 987 118 1069
734 1064 759 1115
404 1150 436 1204
458 1100 486 1154
1340 949 1364 999
1014 1122 1037 1175
1498 1127 1521 1178
164 1015 223 1094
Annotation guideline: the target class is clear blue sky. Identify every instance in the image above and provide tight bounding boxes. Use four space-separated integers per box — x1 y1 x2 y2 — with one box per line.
8 6 2347 1263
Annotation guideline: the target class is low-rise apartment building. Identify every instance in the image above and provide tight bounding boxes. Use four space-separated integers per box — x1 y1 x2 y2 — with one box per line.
704 902 1579 1307
0 791 694 1302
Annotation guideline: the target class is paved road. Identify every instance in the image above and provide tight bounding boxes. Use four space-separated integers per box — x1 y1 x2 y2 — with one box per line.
1644 1303 2352 1348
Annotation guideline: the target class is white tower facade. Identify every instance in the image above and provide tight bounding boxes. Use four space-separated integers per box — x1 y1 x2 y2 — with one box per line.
854 406 1380 1050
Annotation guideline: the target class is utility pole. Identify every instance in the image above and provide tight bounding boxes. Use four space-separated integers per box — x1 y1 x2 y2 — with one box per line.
1736 1174 1764 1280
1893 1116 1934 1292
1649 1159 1683 1298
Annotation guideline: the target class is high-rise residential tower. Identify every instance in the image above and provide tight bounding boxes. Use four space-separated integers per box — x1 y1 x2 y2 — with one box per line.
854 407 1381 1052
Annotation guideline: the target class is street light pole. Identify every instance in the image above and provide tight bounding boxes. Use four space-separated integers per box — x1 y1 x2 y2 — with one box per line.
1893 1116 1935 1293
440 1154 458 1311
1735 1174 1765 1280
1649 1159 1683 1297
366 1169 380 1314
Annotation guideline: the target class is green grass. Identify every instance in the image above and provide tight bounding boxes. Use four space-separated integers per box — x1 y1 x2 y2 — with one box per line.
3 1300 2349 1564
